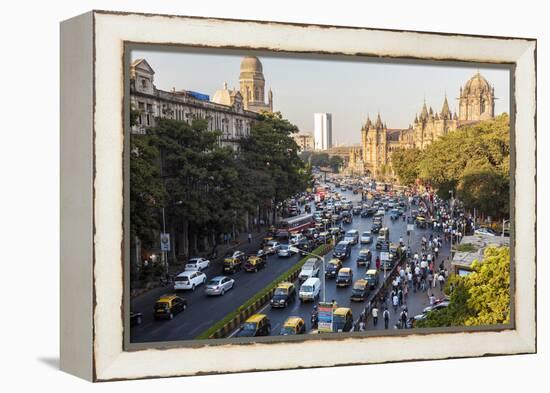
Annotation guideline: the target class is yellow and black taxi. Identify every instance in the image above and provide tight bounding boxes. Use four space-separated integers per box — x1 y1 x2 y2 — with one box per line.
279 316 306 336
244 253 267 272
325 258 343 279
364 269 379 289
350 279 369 302
223 250 246 274
336 267 353 287
153 294 187 320
236 314 271 337
270 282 296 308
332 307 354 332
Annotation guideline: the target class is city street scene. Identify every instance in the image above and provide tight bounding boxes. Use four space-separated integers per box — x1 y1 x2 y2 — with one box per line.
129 49 511 343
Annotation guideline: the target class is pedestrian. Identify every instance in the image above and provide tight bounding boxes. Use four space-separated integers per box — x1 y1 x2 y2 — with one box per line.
429 293 435 306
438 273 445 290
398 288 403 305
427 271 433 289
359 320 366 332
372 306 379 326
383 307 390 329
399 309 408 329
247 232 252 243
392 294 399 312
376 257 381 270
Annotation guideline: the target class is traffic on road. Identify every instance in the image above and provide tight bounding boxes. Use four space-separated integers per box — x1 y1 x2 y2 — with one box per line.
131 173 482 342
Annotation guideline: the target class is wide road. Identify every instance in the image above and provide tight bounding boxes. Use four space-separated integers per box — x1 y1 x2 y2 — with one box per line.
257 187 442 336
131 222 307 343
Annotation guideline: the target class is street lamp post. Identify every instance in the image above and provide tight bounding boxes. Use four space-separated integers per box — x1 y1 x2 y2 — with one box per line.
290 246 328 303
161 207 167 275
449 190 454 248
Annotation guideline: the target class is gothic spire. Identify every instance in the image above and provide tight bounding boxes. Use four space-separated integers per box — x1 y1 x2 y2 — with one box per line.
440 95 451 119
375 112 383 129
420 101 428 120
365 115 372 128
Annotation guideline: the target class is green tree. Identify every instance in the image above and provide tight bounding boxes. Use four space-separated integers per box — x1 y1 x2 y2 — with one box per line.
130 134 166 249
309 152 330 167
329 155 344 173
391 147 423 185
240 112 312 222
399 113 510 217
150 117 233 256
417 246 510 328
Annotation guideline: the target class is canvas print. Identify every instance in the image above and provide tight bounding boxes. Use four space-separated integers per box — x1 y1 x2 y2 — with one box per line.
127 48 511 344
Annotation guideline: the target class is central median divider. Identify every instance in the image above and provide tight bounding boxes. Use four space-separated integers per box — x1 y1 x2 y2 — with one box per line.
196 242 334 340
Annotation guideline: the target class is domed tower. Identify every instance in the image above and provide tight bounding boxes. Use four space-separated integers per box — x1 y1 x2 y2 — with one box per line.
239 56 272 113
459 72 495 121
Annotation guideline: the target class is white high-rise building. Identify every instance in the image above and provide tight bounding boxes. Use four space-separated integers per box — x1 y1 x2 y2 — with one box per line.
314 113 332 150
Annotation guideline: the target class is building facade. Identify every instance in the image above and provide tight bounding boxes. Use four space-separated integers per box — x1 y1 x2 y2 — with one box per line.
129 56 274 148
355 72 496 178
293 132 315 151
238 56 273 113
314 113 333 150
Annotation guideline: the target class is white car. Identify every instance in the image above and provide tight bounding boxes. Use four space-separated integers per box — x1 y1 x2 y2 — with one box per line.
360 231 372 244
290 233 306 245
277 244 295 257
474 227 498 237
174 270 207 291
185 257 210 271
264 240 281 254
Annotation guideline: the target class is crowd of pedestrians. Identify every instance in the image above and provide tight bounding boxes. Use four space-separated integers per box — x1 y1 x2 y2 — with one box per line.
358 192 468 330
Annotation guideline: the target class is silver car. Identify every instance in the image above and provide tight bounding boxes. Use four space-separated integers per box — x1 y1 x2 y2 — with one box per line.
360 231 372 244
205 276 235 296
277 244 294 257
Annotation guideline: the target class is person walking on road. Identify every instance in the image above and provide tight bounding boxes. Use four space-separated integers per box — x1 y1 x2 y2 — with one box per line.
372 306 379 326
383 308 390 329
392 294 399 312
248 232 252 243
438 272 445 290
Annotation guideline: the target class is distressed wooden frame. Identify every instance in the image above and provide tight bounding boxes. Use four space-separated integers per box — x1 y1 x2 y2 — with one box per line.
60 10 536 382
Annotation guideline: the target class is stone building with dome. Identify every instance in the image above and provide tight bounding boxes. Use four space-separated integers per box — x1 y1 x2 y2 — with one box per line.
355 72 496 178
129 56 274 149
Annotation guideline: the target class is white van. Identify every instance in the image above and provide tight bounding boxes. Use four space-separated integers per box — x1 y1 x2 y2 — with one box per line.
299 258 321 281
299 277 321 302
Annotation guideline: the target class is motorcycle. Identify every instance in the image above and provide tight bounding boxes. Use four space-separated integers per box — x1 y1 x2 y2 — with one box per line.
310 311 319 330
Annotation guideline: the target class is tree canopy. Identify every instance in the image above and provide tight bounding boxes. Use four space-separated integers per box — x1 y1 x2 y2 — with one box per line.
130 111 311 256
391 114 510 217
416 246 510 328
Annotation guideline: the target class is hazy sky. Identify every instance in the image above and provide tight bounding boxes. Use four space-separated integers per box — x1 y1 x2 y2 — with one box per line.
131 49 510 146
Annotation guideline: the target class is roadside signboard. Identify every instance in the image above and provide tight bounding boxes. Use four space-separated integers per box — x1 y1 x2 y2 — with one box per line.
318 302 335 333
160 233 171 252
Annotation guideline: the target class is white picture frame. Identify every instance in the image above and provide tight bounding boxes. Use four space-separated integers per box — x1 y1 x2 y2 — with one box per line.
60 10 536 381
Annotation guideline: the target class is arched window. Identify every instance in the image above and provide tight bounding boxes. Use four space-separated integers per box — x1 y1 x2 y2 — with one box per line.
141 79 147 89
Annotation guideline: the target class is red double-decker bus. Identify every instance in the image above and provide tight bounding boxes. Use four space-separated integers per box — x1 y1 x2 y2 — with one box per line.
276 213 315 238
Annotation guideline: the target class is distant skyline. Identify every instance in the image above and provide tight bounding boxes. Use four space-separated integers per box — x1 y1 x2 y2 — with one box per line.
131 49 510 145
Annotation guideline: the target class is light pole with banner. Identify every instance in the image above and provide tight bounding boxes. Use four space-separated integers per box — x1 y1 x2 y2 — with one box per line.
160 207 170 276
290 246 327 303
380 251 390 280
